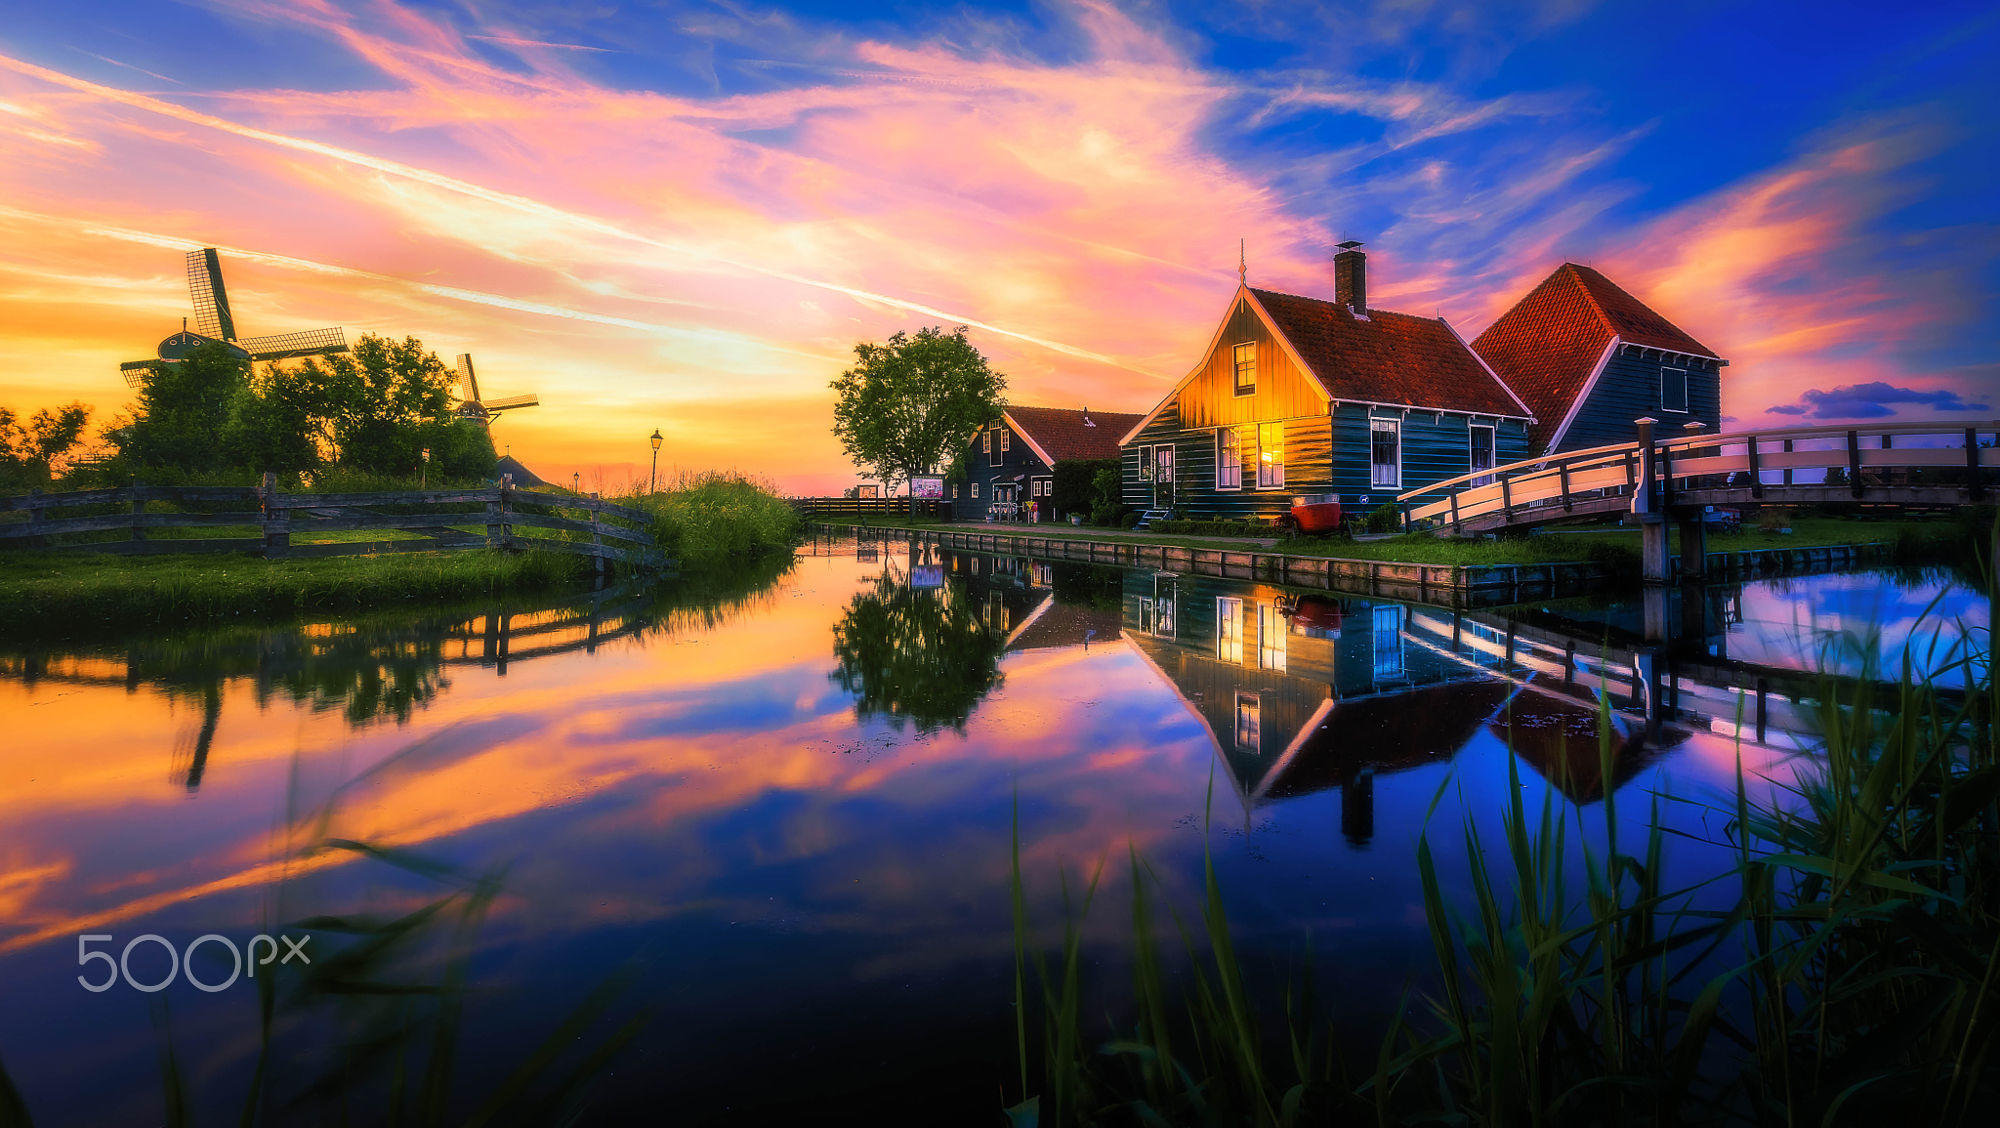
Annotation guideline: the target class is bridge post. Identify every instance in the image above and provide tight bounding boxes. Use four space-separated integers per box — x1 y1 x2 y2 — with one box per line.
1745 435 1763 498
1634 418 1669 584
1677 512 1707 582
1968 428 1984 500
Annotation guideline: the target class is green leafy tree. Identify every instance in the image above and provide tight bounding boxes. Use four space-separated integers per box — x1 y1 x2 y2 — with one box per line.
118 343 247 472
0 402 92 488
304 335 461 476
223 361 328 475
830 326 1005 492
829 571 1007 733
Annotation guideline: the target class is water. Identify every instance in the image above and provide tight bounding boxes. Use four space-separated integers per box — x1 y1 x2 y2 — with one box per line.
0 535 1988 1123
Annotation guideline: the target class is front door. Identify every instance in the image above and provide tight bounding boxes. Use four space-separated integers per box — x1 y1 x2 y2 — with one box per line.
1469 425 1496 486
1153 445 1174 509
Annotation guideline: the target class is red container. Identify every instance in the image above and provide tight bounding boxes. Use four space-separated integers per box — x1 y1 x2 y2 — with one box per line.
1288 493 1343 534
1285 595 1343 635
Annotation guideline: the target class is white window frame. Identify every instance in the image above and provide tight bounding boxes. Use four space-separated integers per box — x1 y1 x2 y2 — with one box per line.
1257 603 1287 672
1370 417 1402 489
1371 603 1406 681
1216 596 1244 664
1215 427 1242 490
1001 430 1012 452
1232 342 1256 396
982 431 991 453
1468 423 1497 487
1233 692 1261 752
1661 367 1689 413
1255 421 1285 489
971 482 979 498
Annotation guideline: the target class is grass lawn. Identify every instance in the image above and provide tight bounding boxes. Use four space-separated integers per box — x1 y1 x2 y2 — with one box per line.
0 549 590 638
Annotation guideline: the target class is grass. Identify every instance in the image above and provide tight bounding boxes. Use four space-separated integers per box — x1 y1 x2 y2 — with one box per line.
616 470 803 574
0 549 589 638
1006 593 2000 1124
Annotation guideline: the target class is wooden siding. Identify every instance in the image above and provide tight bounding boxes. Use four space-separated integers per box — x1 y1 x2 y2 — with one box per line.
1175 296 1326 429
946 419 1053 520
1556 349 1723 452
1122 408 1333 520
1330 406 1532 511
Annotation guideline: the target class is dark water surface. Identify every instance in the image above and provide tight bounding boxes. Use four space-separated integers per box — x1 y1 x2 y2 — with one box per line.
0 534 1988 1124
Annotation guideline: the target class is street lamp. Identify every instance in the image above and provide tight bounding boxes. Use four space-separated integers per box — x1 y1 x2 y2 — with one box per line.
419 447 430 489
648 428 664 494
572 471 581 494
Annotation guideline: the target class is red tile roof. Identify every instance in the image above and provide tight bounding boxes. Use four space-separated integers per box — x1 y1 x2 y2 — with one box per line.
1003 404 1144 463
1248 287 1530 418
1471 263 1720 449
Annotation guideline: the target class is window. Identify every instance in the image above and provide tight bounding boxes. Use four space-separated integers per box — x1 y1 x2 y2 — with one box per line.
982 432 991 453
1215 427 1242 490
1216 597 1244 664
1001 430 1012 452
1469 424 1496 487
1154 578 1177 637
1370 418 1401 489
1257 603 1287 672
1234 693 1262 752
1371 604 1405 681
1662 367 1689 413
1256 422 1284 488
971 482 979 498
950 483 958 499
1138 449 1153 481
1232 342 1256 395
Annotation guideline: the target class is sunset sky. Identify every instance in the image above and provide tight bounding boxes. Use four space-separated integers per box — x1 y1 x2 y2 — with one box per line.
0 0 1994 493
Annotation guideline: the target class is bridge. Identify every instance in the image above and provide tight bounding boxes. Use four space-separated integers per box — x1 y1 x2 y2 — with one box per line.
1397 419 1998 582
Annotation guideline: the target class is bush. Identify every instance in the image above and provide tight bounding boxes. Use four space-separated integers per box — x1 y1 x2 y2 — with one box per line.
1363 502 1402 534
622 472 800 574
1756 507 1794 533
1054 459 1118 523
1120 511 1143 529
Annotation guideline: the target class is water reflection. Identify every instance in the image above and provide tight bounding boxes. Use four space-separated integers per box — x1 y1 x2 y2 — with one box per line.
0 532 1987 1124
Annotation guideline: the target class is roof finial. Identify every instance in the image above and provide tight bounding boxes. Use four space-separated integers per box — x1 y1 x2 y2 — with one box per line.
1238 238 1246 284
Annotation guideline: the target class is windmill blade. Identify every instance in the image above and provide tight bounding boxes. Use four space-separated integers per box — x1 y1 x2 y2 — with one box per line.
186 248 237 341
481 393 539 413
239 327 348 362
119 359 158 389
455 353 480 404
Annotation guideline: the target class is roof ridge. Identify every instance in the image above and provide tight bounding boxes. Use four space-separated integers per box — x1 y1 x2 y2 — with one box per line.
1558 262 1622 342
1248 284 1428 322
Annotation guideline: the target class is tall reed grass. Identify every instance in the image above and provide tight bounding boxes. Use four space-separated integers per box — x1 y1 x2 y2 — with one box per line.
618 471 801 575
1007 599 1998 1125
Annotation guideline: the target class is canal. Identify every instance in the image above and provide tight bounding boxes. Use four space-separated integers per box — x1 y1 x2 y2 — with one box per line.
0 533 1987 1123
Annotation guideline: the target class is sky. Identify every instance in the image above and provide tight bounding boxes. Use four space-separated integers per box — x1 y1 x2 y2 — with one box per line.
0 0 1994 494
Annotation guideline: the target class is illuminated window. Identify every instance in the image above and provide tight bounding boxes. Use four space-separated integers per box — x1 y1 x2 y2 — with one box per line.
1001 430 1012 451
1232 342 1256 395
1216 597 1244 664
971 482 979 498
1216 427 1242 489
1370 418 1401 488
982 432 991 453
1661 368 1688 413
1154 579 1177 637
1256 422 1284 488
1234 693 1261 751
1258 603 1287 671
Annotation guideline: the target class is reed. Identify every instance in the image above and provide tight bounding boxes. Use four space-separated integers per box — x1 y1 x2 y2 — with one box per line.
1007 590 1998 1125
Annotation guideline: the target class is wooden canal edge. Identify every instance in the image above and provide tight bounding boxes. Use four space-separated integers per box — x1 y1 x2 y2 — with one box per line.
809 523 1889 607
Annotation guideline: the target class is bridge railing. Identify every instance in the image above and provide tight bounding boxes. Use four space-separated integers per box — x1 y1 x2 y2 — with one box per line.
1399 419 1999 531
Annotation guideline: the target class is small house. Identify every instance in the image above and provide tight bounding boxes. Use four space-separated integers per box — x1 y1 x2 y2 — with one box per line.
1118 243 1535 524
947 405 1143 522
1472 263 1725 454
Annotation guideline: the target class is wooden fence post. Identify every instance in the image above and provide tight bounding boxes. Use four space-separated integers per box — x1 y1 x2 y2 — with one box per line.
589 492 604 576
486 480 504 547
502 474 514 547
1745 436 1762 498
260 471 289 559
130 480 147 543
26 490 46 549
1847 430 1864 497
1967 428 1984 500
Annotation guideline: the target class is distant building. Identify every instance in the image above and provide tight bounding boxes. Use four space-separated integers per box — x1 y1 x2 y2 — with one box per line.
495 453 549 487
947 405 1143 522
1119 243 1534 523
1472 263 1725 454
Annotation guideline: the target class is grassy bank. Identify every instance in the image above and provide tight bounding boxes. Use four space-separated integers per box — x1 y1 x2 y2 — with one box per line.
1007 611 1999 1124
621 472 802 575
0 549 589 638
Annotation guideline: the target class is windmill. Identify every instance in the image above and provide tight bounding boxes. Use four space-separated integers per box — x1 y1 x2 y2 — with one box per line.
452 353 539 425
120 247 351 387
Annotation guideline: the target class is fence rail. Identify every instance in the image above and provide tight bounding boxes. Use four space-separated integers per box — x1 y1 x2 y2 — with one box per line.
788 496 945 517
0 475 670 571
1398 419 2000 533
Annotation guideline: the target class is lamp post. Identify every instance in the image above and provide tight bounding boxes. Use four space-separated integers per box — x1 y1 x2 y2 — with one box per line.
419 447 429 489
648 428 663 494
572 471 580 494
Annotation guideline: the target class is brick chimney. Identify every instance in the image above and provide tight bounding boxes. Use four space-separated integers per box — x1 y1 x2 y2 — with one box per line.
1334 240 1366 314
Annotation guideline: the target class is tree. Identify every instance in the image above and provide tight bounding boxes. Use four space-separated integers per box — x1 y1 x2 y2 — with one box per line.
303 335 461 476
118 342 248 472
0 402 92 488
828 570 1007 733
223 361 328 475
830 326 1005 492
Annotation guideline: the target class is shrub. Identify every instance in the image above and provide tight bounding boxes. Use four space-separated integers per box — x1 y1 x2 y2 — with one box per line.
623 472 800 574
1150 518 1271 537
1756 507 1794 533
1363 502 1402 534
1054 459 1119 523
1119 511 1143 530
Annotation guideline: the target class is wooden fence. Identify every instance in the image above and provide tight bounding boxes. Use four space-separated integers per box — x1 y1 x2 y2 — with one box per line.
789 496 946 517
0 474 669 571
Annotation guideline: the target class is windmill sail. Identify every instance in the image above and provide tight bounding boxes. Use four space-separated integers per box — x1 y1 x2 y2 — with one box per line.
452 352 539 423
238 328 348 361
481 393 540 413
186 248 236 341
455 353 481 403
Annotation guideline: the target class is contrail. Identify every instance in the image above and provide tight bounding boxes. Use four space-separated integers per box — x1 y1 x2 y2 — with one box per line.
0 51 1156 376
0 202 839 362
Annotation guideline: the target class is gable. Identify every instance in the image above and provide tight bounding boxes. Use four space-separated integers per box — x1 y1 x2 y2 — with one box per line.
1174 296 1328 430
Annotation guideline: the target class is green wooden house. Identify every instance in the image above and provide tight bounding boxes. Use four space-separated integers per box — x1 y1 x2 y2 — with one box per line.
1118 244 1535 524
